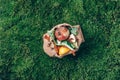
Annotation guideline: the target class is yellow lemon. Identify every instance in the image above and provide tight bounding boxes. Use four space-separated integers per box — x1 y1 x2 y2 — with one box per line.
59 46 70 56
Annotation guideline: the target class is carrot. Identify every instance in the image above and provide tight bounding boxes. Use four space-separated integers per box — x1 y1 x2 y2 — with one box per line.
53 42 59 55
71 50 76 56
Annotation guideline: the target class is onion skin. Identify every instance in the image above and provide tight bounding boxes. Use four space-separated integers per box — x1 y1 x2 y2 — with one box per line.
54 26 70 41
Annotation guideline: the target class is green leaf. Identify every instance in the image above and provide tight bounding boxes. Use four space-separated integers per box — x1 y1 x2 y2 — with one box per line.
56 41 75 50
47 30 54 40
47 30 58 44
70 27 78 35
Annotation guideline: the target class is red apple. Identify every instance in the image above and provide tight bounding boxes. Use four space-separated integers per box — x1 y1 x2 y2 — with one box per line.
54 26 70 41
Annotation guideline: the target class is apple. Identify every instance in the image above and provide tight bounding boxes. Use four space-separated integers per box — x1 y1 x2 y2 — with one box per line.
54 26 70 41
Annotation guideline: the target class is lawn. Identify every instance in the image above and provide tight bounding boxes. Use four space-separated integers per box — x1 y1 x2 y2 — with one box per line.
0 0 120 80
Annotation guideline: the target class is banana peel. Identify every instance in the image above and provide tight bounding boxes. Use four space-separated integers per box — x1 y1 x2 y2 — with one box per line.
59 46 70 56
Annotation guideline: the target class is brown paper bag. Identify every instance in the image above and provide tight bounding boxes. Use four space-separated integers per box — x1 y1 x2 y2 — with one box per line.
43 23 84 58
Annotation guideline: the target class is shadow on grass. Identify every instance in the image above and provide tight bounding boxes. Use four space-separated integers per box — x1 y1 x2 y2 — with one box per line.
76 38 97 58
67 28 106 61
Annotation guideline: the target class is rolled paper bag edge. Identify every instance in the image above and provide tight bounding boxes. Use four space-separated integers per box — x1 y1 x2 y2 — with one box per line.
43 34 58 57
73 25 85 43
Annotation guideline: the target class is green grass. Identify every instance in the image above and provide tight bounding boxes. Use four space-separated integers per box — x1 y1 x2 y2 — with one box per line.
0 0 120 80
